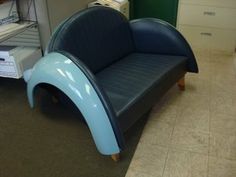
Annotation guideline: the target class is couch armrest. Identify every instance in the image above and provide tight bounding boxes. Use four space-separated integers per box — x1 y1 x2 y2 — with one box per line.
130 18 198 73
27 51 124 154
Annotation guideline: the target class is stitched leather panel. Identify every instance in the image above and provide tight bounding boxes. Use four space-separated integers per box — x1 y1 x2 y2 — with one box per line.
96 53 187 117
48 7 134 73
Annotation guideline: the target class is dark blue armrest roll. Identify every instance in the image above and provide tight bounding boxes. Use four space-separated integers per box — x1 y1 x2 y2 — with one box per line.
130 18 199 73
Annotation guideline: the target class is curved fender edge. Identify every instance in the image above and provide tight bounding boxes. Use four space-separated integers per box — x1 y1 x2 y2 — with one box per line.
27 52 121 155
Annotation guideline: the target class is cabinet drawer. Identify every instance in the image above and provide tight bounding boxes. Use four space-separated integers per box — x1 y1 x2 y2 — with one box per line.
178 4 236 30
180 0 236 8
178 25 236 53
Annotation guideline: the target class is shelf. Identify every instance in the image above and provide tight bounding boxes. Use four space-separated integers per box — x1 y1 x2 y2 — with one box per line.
0 21 40 47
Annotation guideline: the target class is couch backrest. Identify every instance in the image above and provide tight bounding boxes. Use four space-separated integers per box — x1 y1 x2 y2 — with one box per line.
47 7 134 73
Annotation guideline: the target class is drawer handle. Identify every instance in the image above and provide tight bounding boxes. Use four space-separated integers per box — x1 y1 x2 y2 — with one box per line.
203 11 216 16
200 32 212 36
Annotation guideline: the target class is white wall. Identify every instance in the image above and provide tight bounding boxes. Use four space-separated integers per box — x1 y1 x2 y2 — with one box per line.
20 0 94 51
46 0 94 32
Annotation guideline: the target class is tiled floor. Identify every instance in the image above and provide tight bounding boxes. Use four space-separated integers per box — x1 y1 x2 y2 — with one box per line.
125 51 236 177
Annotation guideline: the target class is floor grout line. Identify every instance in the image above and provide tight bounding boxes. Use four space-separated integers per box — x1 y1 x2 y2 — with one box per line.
159 93 181 177
207 72 212 177
161 146 170 177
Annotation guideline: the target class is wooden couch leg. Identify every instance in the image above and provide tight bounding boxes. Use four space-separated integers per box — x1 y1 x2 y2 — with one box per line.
111 153 120 162
177 77 185 91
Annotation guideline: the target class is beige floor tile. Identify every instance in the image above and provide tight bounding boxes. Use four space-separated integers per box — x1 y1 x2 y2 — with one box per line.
211 74 236 88
158 87 183 108
210 92 236 116
178 92 210 110
211 81 236 99
139 121 174 147
125 173 153 177
125 144 168 177
211 62 236 75
185 77 211 96
211 60 236 84
234 55 236 69
210 69 236 116
171 127 209 154
210 113 236 135
175 106 210 132
208 157 236 177
150 104 178 125
209 133 236 160
163 149 208 177
211 82 236 97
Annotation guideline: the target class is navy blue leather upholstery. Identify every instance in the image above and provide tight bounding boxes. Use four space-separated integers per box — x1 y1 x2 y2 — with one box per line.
48 7 134 73
45 6 198 151
96 53 187 131
130 19 199 73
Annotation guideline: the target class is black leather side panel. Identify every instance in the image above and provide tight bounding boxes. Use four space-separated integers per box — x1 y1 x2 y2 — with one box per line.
130 18 198 73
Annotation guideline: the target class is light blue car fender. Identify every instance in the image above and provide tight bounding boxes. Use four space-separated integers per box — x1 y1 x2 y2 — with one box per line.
26 52 120 155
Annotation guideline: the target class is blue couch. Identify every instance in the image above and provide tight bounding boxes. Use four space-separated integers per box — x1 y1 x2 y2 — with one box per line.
25 7 198 161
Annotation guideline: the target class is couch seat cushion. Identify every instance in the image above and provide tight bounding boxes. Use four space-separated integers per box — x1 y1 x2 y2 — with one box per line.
96 53 187 130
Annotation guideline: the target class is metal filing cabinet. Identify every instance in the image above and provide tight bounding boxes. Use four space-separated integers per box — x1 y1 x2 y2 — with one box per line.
177 0 236 54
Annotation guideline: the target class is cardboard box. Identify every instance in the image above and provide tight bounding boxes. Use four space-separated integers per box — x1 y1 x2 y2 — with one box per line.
88 0 129 19
0 47 42 79
0 1 19 25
